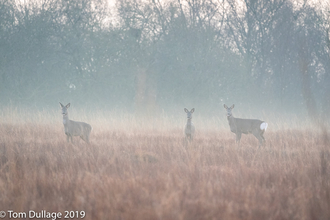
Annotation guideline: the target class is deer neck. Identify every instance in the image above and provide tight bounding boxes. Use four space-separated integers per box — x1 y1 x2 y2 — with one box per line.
227 115 235 122
187 118 193 125
63 114 70 125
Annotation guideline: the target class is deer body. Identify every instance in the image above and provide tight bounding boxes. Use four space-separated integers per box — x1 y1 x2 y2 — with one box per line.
184 108 195 141
224 104 268 146
60 103 92 143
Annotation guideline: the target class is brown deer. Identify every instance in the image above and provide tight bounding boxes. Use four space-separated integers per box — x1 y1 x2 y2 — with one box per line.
224 104 268 146
184 108 195 141
59 103 92 143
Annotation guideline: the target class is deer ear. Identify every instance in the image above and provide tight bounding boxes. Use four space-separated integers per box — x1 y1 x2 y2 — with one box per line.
59 102 64 108
191 108 195 113
224 104 228 109
184 108 188 113
66 103 71 108
230 104 235 109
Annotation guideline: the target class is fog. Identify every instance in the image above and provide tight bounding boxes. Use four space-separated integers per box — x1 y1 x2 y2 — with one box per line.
0 0 329 122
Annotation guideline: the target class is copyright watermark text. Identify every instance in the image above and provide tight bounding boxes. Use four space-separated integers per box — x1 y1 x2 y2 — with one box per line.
0 210 85 219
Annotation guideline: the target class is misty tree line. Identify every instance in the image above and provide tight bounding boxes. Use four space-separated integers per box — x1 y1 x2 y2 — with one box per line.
0 0 329 114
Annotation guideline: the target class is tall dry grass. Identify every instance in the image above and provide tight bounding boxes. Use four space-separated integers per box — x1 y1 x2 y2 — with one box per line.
0 109 329 220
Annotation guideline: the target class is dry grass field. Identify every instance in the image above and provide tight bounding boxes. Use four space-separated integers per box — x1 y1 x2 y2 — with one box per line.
0 108 329 220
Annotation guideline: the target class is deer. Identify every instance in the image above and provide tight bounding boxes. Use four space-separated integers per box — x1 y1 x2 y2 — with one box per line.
59 102 92 143
223 104 268 146
184 108 195 141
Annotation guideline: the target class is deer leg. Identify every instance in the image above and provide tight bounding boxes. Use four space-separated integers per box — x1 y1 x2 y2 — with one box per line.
189 134 193 142
252 131 263 147
185 135 191 146
235 133 241 143
259 131 266 146
261 134 266 142
260 130 266 143
66 135 69 143
82 135 90 144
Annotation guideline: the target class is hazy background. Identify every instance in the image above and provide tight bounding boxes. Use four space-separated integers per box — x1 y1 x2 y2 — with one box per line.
0 0 329 122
